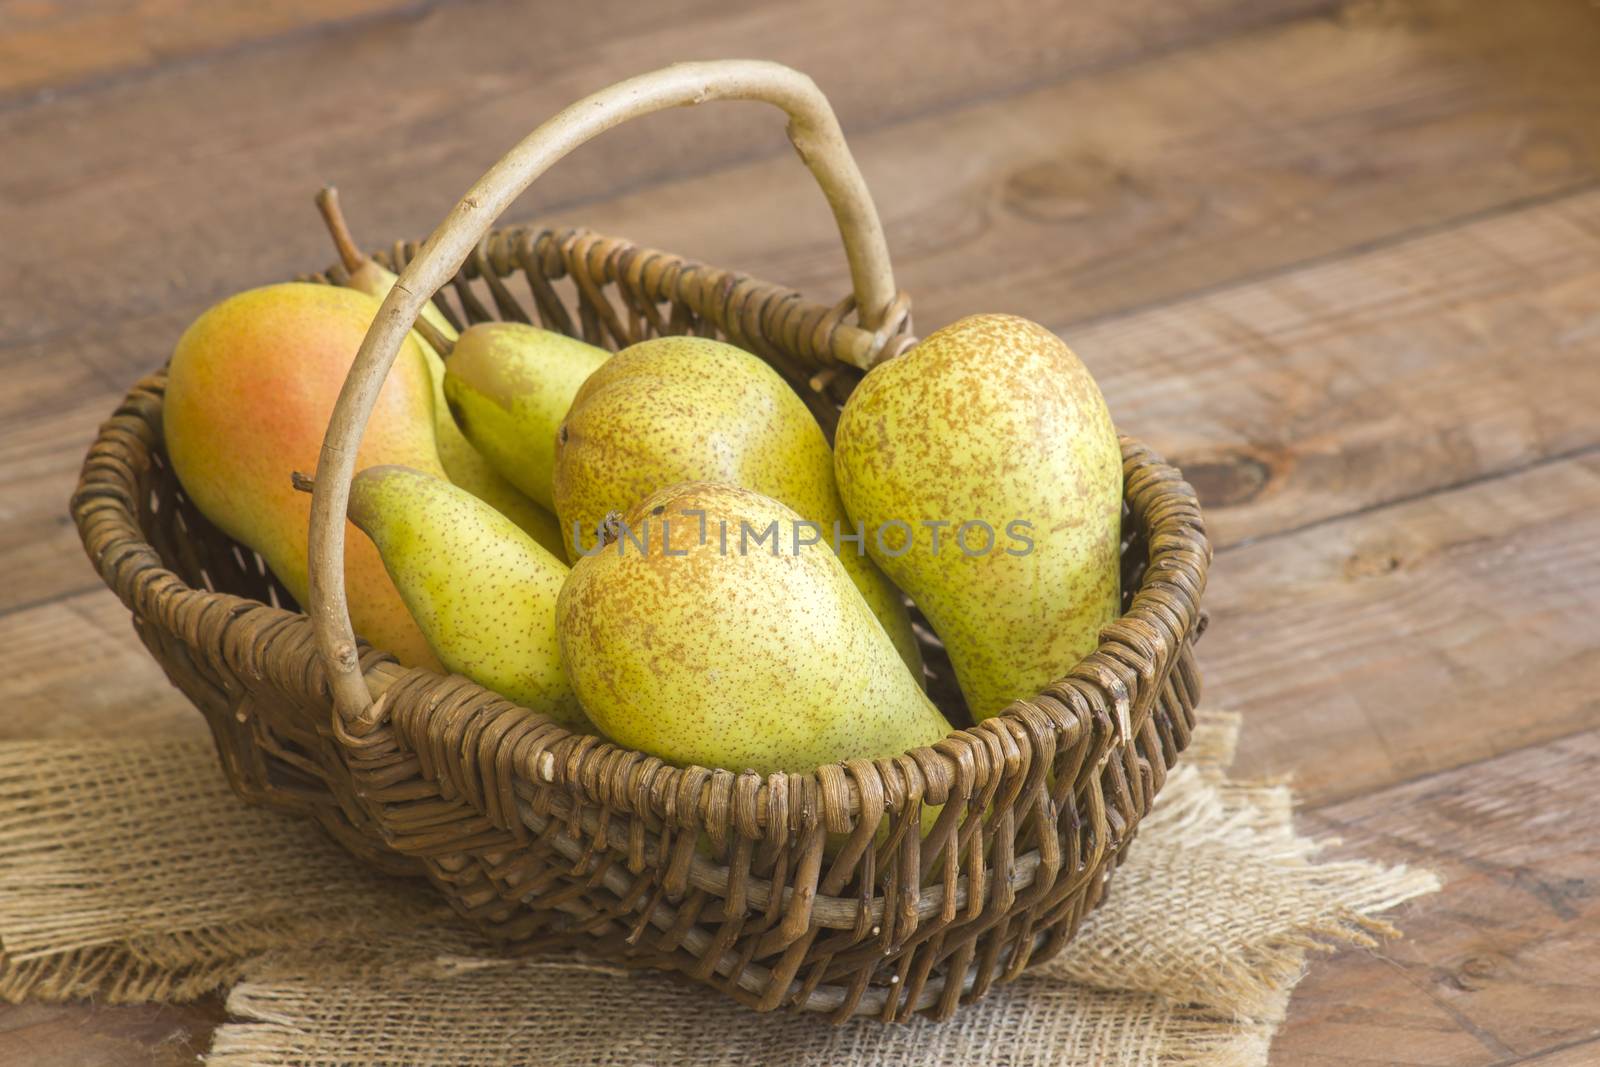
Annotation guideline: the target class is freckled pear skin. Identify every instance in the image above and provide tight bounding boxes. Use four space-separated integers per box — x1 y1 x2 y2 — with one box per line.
833 314 1123 722
348 465 587 729
557 483 952 775
333 258 568 557
162 283 443 670
552 336 923 678
441 323 611 512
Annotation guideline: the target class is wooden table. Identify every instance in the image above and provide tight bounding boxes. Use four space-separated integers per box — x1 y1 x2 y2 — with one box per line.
3 0 1597 1062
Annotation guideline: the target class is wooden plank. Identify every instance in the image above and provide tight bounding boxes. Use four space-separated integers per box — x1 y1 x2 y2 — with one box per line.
1080 188 1600 547
0 309 191 612
9 4 1600 617
1212 450 1600 807
1501 1039 1600 1067
15 8 1600 614
0 588 200 742
0 998 226 1067
1270 730 1600 1065
0 0 1326 344
8 180 1600 616
546 0 1600 339
0 0 433 101
11 0 1596 350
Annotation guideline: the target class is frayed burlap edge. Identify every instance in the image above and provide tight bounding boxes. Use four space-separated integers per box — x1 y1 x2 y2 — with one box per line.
0 738 448 1005
0 912 453 1004
210 946 1288 1067
1044 754 1443 1020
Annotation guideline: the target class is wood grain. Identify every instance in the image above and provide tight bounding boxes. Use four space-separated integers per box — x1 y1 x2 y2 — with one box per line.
0 0 1327 344
8 177 1600 617
0 313 188 613
1270 730 1600 1065
7 1 1600 619
1080 188 1600 547
1213 451 1600 807
0 0 440 101
1502 1039 1600 1067
0 997 226 1067
639 0 1600 340
0 589 199 742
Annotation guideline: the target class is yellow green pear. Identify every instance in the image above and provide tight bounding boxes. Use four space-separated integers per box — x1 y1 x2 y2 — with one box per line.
314 187 567 558
442 323 610 513
347 465 588 730
833 314 1123 722
163 283 443 669
557 482 951 773
553 336 923 678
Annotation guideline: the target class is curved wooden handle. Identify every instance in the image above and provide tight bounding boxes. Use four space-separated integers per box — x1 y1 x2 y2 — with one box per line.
310 60 900 722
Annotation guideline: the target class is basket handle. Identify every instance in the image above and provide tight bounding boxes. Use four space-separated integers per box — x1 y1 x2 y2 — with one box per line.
311 60 901 723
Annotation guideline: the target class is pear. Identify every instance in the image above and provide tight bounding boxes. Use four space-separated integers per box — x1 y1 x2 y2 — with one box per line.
163 283 444 669
834 314 1123 722
347 465 587 729
553 336 923 678
558 482 951 773
314 187 567 558
442 323 610 513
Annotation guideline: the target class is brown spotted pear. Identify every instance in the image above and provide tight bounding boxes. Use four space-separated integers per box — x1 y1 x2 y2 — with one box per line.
553 336 923 678
556 483 950 774
833 314 1122 722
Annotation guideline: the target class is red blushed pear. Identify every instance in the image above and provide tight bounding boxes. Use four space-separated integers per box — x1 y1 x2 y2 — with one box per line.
163 282 446 669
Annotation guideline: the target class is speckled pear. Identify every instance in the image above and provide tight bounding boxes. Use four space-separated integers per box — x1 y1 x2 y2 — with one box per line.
834 314 1123 722
557 483 951 774
162 283 443 669
314 187 567 558
553 336 923 677
348 465 587 729
442 323 610 512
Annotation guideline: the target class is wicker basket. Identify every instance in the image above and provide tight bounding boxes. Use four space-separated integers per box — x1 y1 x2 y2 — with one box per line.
71 61 1210 1022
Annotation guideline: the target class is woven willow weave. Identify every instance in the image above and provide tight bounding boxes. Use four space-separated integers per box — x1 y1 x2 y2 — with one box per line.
71 223 1210 1021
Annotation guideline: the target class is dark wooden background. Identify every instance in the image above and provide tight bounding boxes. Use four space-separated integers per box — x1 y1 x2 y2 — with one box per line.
3 0 1598 1063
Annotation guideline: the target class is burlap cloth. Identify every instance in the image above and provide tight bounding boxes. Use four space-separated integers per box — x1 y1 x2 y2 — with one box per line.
0 710 1437 1065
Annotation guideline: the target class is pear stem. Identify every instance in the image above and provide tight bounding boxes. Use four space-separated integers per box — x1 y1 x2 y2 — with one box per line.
314 186 371 275
317 185 458 359
410 314 457 359
595 511 625 551
290 471 316 494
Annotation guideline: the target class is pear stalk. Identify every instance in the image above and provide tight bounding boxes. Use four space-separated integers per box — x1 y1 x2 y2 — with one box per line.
314 186 370 278
409 314 456 359
313 186 568 558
